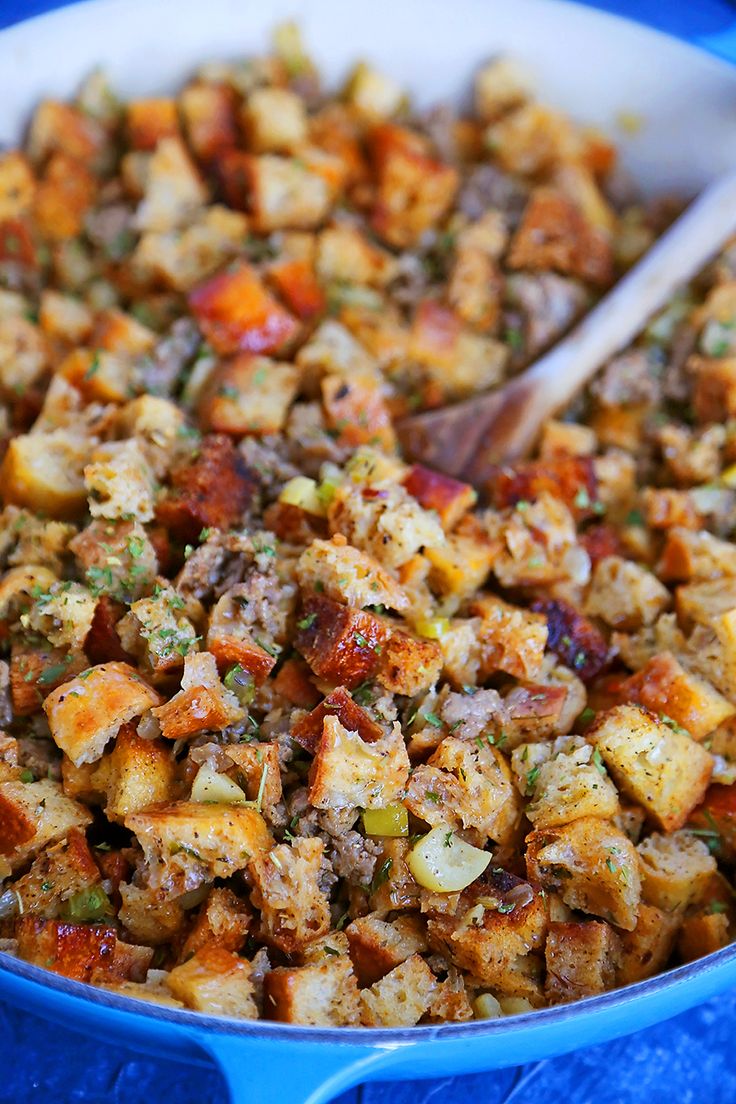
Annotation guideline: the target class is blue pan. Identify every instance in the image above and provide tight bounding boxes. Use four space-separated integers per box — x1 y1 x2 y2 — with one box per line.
1 2 736 1100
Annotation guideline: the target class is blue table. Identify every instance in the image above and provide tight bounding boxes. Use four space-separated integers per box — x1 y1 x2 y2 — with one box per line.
2 1 736 1101
2 989 736 1103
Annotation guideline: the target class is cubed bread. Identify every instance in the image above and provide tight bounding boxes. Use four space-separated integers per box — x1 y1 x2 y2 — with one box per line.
15 916 116 981
180 887 251 961
616 903 681 986
359 954 437 1027
296 537 408 611
264 954 361 1025
526 815 641 930
468 594 548 680
545 920 621 1003
0 778 92 871
346 913 428 986
587 704 713 831
43 662 162 766
125 802 272 892
201 355 299 436
134 136 207 232
427 870 547 998
103 724 176 823
677 912 731 963
308 715 410 813
188 263 298 357
512 735 619 828
151 651 244 740
585 556 670 629
614 652 734 741
166 944 258 1018
84 440 155 522
12 828 100 917
249 837 331 954
637 830 717 911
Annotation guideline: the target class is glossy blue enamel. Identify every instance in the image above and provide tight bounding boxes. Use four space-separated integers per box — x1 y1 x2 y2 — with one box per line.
1 2 736 1101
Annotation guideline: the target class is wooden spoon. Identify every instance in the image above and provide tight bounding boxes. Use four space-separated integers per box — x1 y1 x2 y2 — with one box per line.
396 170 736 485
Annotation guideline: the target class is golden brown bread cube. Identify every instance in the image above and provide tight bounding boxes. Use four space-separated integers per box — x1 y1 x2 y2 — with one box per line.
201 355 299 436
1 429 90 520
677 911 731 963
0 778 92 872
125 802 273 892
294 592 391 688
587 704 713 831
11 828 100 918
152 651 244 741
691 355 736 423
512 736 619 829
658 527 736 582
43 662 162 767
544 920 621 1003
250 837 331 954
296 537 408 612
526 815 641 930
180 887 251 961
369 124 458 249
166 944 258 1018
616 903 681 986
0 151 35 220
359 954 437 1027
614 652 734 741
425 525 496 611
637 830 717 911
308 715 410 814
346 913 428 986
104 724 176 824
584 556 670 630
15 916 117 981
402 465 477 531
264 954 361 1026
468 594 548 681
426 871 548 999
118 883 186 946
424 736 520 845
321 373 396 453
508 187 612 288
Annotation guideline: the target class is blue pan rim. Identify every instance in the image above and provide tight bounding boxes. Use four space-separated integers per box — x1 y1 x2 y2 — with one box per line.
2 942 735 1042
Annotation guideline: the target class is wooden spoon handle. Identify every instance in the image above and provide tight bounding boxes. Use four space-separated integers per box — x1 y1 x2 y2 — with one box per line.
465 168 736 475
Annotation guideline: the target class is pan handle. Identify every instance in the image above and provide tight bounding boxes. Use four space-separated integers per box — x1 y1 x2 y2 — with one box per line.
199 1032 399 1104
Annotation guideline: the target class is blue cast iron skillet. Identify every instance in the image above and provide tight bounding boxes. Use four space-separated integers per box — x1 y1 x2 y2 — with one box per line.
1 2 736 1100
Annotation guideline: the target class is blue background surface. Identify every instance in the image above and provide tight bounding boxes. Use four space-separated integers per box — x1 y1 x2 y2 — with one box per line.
2 0 736 1100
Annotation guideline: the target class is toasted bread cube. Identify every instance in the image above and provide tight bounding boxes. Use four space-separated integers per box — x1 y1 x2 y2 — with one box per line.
509 187 612 287
423 735 520 845
38 288 92 343
166 944 257 1018
126 802 272 890
427 871 547 998
474 57 531 121
10 643 89 716
359 954 436 1027
156 434 257 543
152 651 244 740
637 830 716 911
676 577 736 635
616 903 680 986
587 704 713 831
297 537 408 612
189 263 298 356
321 373 396 453
250 837 330 954
691 355 736 423
265 955 361 1025
84 440 155 523
90 940 154 985
294 592 391 687
15 917 116 981
291 686 383 753
0 314 48 395
436 617 483 688
690 783 736 862
346 63 404 121
180 82 238 161
243 87 307 153
677 912 731 962
585 556 670 630
1 430 89 520
180 886 251 960
403 465 477 531
615 653 734 741
104 724 176 824
469 593 548 680
308 715 410 813
126 98 180 150
659 528 736 582
12 827 99 917
0 151 35 220
25 580 96 651
201 354 299 436
513 736 619 829
408 300 507 401
134 137 207 232
93 308 156 356
246 154 333 233
118 882 186 945
94 973 184 1008
133 205 247 292
378 628 443 697
33 153 96 240
545 920 621 1003
488 102 580 176
44 662 162 767
116 587 199 676
369 125 458 249
526 816 641 930
529 597 608 683
316 225 397 287
425 525 496 610
267 257 325 320
346 913 428 986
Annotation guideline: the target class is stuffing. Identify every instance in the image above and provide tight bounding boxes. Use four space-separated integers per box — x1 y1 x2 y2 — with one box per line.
545 920 621 1003
151 651 244 740
250 837 331 953
308 715 410 813
296 536 409 611
511 735 619 828
584 556 670 629
166 945 258 1018
84 440 156 523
